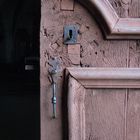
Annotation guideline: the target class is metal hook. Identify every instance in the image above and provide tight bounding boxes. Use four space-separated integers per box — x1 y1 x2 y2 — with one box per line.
52 81 56 118
48 57 61 119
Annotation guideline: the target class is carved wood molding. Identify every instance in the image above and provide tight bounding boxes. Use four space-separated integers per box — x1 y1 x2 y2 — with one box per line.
78 0 140 39
68 76 86 140
66 67 140 140
67 67 140 88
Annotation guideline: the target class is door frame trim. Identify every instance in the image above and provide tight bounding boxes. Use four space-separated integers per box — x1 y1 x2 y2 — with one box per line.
78 0 140 39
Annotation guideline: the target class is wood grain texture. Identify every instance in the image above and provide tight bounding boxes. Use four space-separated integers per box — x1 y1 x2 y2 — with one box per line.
126 50 140 140
80 40 128 68
68 75 85 140
66 12 129 139
85 89 125 140
109 0 130 18
127 89 140 140
40 0 140 140
67 69 139 140
126 1 140 140
77 0 140 39
67 67 140 88
67 2 129 139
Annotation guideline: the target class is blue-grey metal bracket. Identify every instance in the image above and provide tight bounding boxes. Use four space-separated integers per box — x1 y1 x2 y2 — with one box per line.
64 25 78 45
48 57 61 119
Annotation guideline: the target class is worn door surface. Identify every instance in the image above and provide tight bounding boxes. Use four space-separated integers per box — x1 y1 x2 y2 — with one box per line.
40 0 140 140
66 68 140 140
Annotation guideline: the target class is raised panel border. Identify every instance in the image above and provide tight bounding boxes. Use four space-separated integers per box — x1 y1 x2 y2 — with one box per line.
66 68 140 140
67 68 140 88
78 0 140 39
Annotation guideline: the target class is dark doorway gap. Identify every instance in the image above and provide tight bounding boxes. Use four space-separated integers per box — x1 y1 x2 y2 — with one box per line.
0 0 40 139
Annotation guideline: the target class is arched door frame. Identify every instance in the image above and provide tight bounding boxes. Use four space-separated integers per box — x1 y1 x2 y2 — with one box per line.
78 0 140 39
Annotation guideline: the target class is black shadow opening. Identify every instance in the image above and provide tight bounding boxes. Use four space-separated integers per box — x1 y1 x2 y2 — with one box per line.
0 0 41 139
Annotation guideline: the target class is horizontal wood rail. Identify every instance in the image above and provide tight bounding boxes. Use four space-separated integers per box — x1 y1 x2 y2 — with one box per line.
67 67 140 88
78 0 140 39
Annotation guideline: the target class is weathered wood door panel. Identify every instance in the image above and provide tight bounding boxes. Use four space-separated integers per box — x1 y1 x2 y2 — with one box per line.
67 68 140 140
41 0 140 140
85 89 125 140
127 90 140 140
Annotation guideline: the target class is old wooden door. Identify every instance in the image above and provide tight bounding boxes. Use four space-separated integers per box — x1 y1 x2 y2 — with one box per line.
66 68 140 140
41 0 140 140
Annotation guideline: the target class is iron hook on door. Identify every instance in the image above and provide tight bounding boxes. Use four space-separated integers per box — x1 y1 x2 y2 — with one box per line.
48 57 62 119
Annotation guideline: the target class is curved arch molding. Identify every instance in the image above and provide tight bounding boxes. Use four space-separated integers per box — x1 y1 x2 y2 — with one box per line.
78 0 140 39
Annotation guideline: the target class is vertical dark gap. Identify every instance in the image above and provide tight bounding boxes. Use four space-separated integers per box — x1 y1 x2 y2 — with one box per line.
62 70 69 140
123 41 130 140
124 89 129 140
0 0 41 140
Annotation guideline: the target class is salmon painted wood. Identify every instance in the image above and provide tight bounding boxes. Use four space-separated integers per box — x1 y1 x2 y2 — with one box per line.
66 68 140 140
78 0 140 39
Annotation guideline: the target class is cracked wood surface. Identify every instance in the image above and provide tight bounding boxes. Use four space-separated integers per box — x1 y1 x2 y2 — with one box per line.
78 0 140 39
85 89 125 140
40 0 140 140
67 68 140 140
